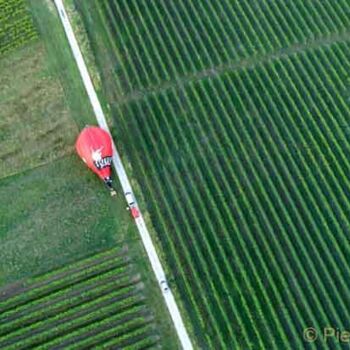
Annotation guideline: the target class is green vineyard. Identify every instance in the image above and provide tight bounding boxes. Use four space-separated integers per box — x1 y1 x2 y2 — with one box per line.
74 0 350 348
0 0 38 55
0 247 160 349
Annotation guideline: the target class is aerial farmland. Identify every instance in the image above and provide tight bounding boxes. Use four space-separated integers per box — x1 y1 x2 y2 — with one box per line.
1 0 350 349
0 0 177 348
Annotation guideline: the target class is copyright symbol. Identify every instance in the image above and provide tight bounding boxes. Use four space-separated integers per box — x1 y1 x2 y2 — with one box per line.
304 327 318 342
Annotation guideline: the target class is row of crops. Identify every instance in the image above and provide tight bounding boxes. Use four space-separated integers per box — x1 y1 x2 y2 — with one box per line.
76 0 350 96
0 247 160 349
0 0 37 55
114 42 350 349
75 0 350 348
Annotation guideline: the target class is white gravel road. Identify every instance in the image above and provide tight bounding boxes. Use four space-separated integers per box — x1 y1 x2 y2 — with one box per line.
54 1 193 348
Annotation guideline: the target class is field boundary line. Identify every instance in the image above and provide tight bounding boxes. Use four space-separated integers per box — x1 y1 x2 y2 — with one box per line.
53 1 193 349
115 28 350 105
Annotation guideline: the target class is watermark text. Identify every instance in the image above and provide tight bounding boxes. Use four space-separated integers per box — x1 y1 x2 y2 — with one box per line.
303 327 350 343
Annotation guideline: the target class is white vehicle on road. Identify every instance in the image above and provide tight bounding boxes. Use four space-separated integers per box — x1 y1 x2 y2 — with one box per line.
160 279 170 293
125 191 140 218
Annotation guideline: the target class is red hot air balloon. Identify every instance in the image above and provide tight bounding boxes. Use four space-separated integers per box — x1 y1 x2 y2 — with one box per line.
76 126 116 196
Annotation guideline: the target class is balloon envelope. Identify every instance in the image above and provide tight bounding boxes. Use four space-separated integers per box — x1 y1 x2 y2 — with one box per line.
75 126 113 181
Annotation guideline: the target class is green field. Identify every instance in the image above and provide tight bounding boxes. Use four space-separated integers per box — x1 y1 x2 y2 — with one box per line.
0 246 160 349
73 0 350 348
0 0 37 55
0 0 178 348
